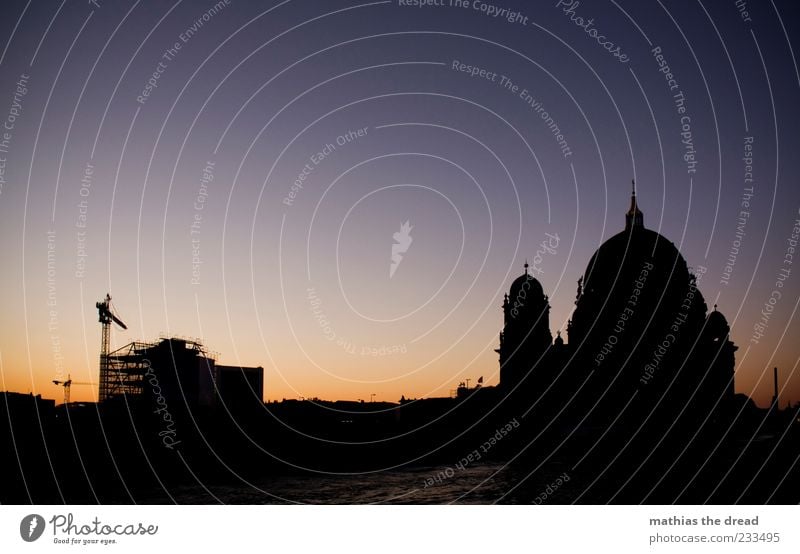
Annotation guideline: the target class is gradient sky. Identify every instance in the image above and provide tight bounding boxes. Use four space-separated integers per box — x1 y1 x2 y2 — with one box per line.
0 0 798 407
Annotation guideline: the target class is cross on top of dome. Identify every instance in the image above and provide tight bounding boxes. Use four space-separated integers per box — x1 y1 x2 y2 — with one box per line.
626 178 644 230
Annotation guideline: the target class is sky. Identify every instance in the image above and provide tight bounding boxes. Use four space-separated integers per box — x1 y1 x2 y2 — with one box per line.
0 0 798 407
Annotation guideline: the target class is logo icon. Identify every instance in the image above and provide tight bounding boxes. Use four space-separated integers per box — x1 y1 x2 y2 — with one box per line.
20 514 45 542
390 220 413 278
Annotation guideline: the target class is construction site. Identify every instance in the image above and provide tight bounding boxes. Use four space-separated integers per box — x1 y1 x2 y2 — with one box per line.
51 293 264 413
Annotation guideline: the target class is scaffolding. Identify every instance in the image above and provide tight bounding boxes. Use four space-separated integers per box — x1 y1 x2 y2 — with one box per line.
100 338 218 402
99 341 152 401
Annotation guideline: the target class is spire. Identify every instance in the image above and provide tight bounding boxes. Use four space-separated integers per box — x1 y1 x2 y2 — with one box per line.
524 259 529 275
625 178 644 230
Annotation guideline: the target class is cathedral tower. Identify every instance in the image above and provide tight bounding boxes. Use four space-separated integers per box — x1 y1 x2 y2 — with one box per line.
497 262 552 390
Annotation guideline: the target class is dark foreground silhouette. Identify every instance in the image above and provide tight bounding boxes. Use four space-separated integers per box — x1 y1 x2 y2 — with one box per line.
1 387 798 504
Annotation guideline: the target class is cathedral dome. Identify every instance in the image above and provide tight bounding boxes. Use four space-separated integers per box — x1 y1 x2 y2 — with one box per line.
706 306 730 341
505 262 548 321
581 181 690 296
707 305 728 325
508 270 544 302
581 227 689 299
569 183 707 349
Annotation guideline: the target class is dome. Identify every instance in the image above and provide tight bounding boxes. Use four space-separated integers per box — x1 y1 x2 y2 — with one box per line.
579 181 692 297
569 185 707 347
581 226 689 298
706 305 730 340
707 305 727 325
508 271 544 301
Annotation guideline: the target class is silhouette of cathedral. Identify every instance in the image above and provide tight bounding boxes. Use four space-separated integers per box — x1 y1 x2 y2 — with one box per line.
497 182 737 423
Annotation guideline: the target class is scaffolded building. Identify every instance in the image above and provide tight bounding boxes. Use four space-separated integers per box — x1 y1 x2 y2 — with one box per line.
101 337 218 404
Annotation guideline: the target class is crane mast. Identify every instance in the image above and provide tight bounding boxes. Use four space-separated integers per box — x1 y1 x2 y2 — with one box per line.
96 293 127 402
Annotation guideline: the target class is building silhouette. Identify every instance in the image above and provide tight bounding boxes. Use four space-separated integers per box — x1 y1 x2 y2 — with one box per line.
105 337 263 413
497 183 737 423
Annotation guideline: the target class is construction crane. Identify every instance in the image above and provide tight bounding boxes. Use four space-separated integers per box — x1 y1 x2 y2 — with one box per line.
52 374 93 405
96 293 127 402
